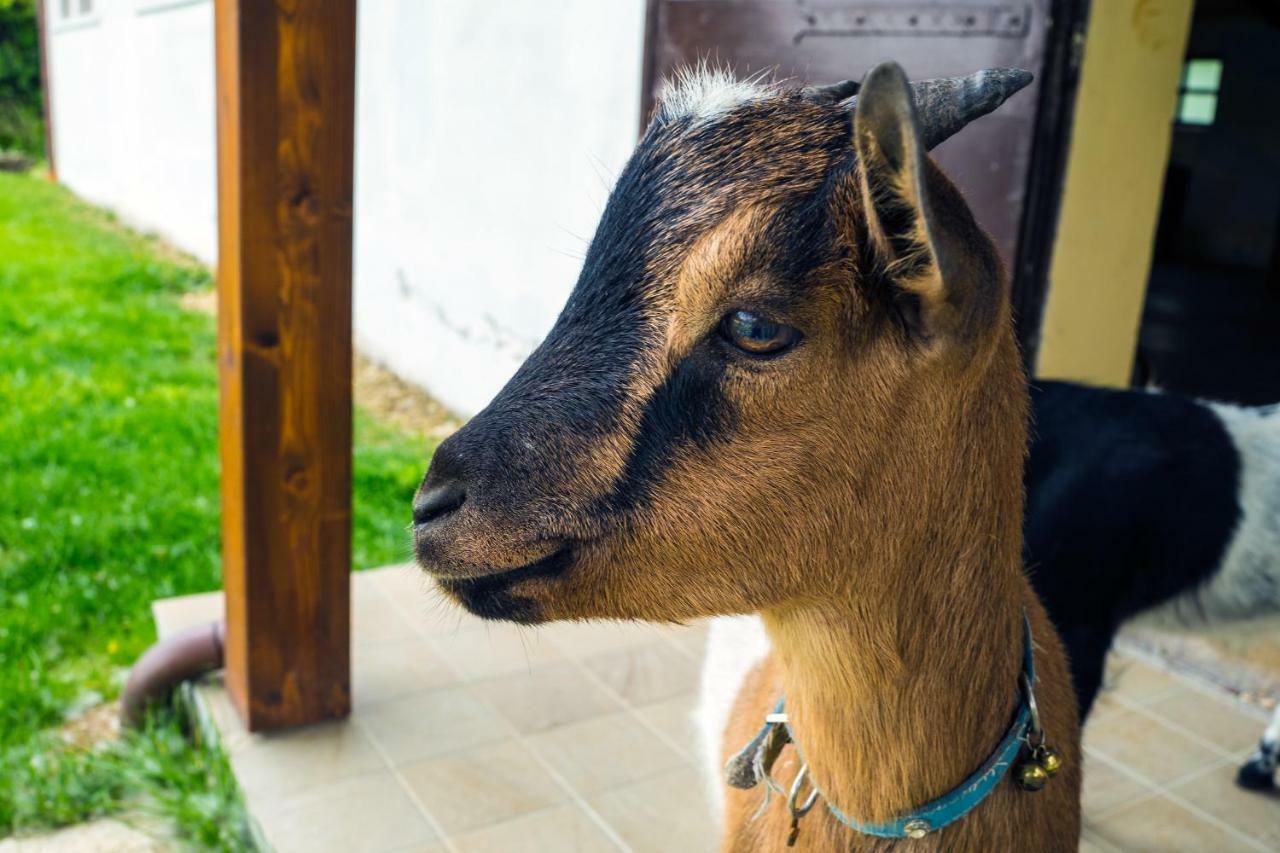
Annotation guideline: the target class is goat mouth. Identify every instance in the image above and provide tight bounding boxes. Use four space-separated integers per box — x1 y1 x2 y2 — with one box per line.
435 545 575 624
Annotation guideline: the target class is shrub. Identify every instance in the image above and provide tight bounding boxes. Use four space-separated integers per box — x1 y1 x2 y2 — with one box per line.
0 0 44 155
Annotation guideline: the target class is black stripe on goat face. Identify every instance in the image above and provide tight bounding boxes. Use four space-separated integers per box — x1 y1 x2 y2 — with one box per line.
602 184 847 515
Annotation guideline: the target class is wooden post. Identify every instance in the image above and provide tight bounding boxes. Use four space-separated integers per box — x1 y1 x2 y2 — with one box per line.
215 0 355 731
35 0 55 179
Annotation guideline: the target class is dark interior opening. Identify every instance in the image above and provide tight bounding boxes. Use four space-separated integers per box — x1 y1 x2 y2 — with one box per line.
1134 0 1280 405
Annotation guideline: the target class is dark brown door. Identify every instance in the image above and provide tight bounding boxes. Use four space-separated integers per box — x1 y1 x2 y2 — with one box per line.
640 0 1086 357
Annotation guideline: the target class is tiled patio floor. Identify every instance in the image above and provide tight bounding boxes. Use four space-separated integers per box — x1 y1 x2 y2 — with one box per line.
153 566 1279 852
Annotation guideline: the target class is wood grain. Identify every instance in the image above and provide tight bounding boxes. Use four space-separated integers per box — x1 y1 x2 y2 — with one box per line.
215 0 356 731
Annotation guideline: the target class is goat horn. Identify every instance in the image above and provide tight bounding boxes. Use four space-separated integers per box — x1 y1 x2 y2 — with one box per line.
825 67 1033 149
801 79 860 104
909 68 1034 149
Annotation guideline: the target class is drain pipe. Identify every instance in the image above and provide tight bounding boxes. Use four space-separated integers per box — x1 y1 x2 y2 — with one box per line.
122 621 225 728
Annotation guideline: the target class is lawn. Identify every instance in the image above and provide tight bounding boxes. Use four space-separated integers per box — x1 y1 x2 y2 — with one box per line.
0 171 433 846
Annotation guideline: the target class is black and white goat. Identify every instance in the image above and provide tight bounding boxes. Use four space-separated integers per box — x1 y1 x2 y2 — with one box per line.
1024 380 1280 790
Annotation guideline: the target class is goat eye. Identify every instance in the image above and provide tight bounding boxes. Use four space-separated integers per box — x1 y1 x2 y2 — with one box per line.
719 310 800 356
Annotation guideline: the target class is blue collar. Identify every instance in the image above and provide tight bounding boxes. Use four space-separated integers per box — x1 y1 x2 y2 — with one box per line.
725 612 1040 841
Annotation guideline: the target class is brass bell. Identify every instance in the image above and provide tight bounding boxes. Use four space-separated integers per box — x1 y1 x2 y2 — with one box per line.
1034 744 1064 777
1015 760 1050 791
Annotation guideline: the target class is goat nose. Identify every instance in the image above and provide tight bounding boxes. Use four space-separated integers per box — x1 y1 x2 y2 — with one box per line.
413 480 467 528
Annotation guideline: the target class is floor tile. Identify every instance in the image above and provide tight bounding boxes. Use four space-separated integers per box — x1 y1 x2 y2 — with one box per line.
471 660 623 734
1088 687 1130 724
525 710 686 797
399 740 565 835
448 804 620 853
581 642 701 707
541 620 670 659
151 590 223 640
1082 749 1151 817
1102 657 1184 705
1084 707 1221 786
1080 829 1121 853
635 694 702 759
353 639 457 708
353 580 420 645
588 765 717 853
364 564 431 604
1 819 171 852
387 843 449 853
260 771 436 853
431 622 564 681
359 685 507 766
411 610 489 640
367 565 485 638
656 621 710 660
1144 688 1267 754
229 719 387 803
1088 793 1260 852
1166 761 1280 848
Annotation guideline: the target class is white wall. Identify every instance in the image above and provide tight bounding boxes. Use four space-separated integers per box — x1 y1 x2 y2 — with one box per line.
48 0 218 262
46 0 647 416
353 1 646 415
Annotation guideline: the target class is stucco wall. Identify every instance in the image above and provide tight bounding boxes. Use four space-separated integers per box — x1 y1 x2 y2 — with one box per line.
48 0 219 262
46 0 646 416
352 1 645 415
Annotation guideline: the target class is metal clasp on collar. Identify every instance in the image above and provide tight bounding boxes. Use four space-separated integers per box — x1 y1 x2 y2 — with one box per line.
1020 671 1044 748
785 764 820 847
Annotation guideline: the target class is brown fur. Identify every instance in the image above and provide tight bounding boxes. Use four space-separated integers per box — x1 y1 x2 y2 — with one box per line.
414 63 1081 849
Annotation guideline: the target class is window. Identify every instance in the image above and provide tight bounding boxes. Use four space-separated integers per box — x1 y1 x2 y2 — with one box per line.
52 0 98 30
1176 59 1222 127
56 0 95 19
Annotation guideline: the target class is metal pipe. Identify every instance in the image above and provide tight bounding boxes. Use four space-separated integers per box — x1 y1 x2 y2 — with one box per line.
121 621 225 728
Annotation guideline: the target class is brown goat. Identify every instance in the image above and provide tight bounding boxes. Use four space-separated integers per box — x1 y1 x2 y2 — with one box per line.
412 61 1081 850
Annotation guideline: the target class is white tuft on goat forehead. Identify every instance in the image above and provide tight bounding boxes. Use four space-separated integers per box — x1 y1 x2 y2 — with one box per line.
657 63 775 125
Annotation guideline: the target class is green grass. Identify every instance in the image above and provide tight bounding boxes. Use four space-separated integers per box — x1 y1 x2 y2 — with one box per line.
0 172 433 845
5 695 255 850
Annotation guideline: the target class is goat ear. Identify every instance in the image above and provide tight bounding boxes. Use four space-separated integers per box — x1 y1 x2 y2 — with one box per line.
852 62 971 348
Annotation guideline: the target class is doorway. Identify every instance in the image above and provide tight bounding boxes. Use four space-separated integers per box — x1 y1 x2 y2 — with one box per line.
1135 0 1280 404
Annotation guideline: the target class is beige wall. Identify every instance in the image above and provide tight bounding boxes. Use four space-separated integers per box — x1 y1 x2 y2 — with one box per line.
1034 0 1194 386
